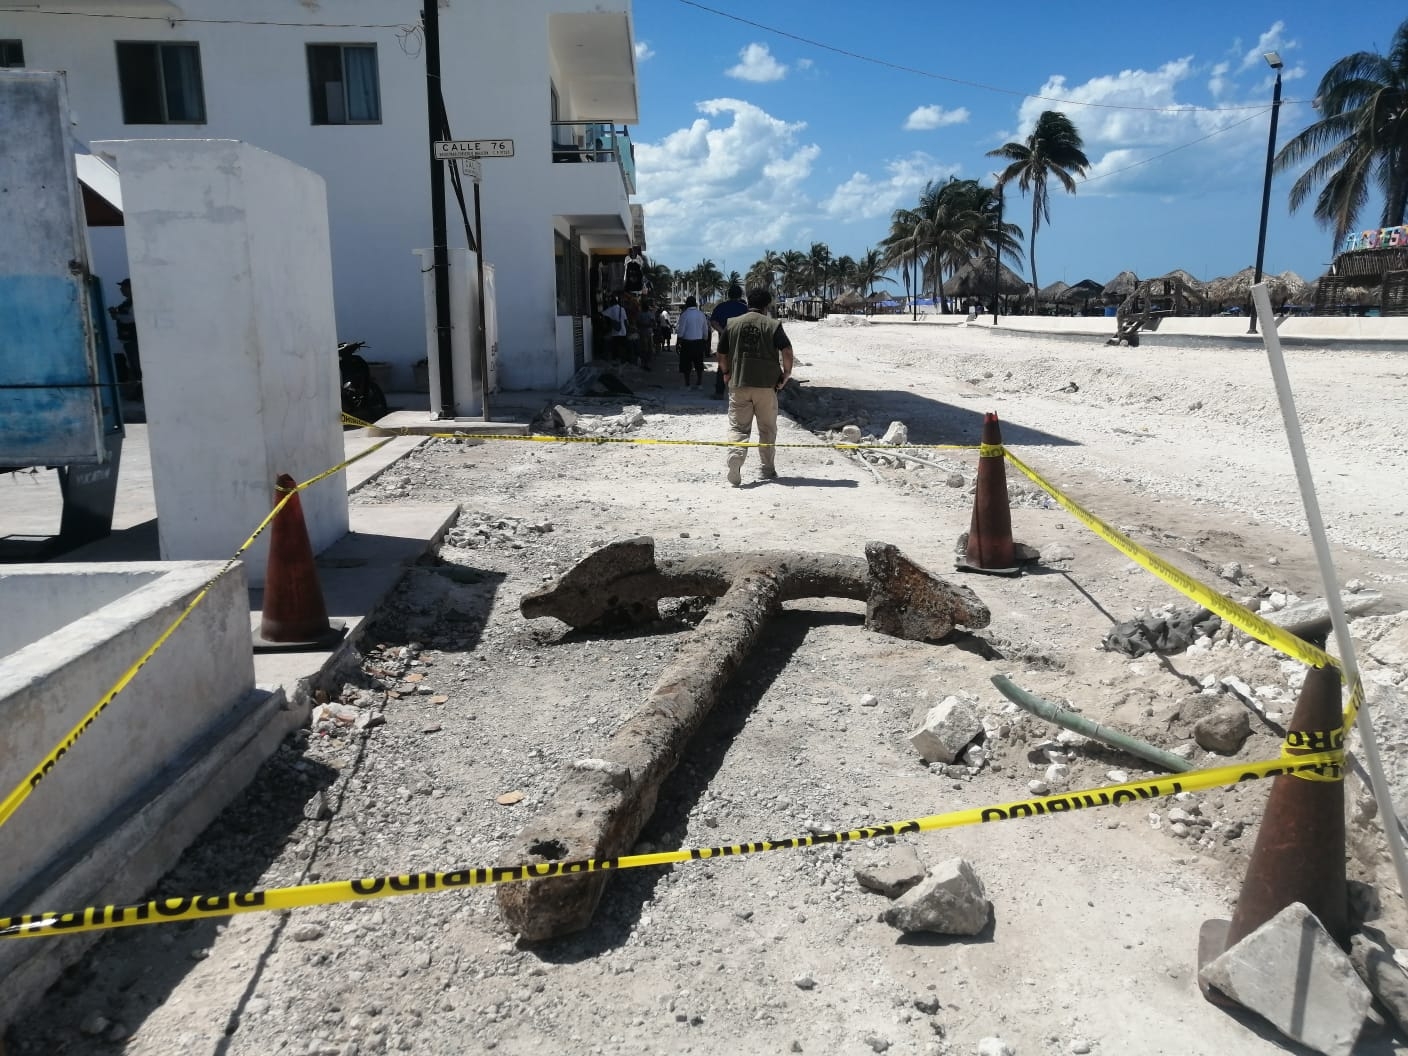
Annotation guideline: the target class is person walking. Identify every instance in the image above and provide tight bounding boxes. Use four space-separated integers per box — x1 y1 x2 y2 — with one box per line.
720 287 793 486
675 296 709 389
108 277 141 396
707 283 748 400
601 294 628 363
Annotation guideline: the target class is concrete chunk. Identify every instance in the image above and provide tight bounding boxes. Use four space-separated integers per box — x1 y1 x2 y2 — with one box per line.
909 695 983 764
1199 903 1371 1056
854 843 925 898
881 857 989 936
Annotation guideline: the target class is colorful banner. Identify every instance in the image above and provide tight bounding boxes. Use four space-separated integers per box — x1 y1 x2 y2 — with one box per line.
1341 225 1408 253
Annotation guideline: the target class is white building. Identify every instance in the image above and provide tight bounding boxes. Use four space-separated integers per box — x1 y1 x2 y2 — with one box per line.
1 0 643 391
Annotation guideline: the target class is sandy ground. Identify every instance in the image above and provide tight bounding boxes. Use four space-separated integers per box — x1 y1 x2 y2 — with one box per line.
9 320 1408 1056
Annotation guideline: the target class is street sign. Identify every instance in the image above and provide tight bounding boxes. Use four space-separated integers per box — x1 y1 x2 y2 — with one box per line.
460 158 482 182
433 139 513 160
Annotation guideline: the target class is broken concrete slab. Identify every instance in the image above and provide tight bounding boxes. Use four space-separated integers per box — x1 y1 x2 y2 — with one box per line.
1264 591 1383 642
864 543 990 641
1351 927 1408 1038
881 857 989 936
855 843 925 898
1199 903 1371 1056
909 696 984 764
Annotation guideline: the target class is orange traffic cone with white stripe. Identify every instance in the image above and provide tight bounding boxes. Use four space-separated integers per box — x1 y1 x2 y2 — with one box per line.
956 412 1022 576
254 473 345 650
1198 652 1348 1003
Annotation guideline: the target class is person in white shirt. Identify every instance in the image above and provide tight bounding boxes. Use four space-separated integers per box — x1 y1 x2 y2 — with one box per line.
601 295 628 363
674 295 710 389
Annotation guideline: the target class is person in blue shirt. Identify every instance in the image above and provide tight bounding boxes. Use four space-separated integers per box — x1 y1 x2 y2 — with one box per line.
707 284 748 400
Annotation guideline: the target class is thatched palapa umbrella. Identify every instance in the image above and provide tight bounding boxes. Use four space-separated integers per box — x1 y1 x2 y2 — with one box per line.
942 257 1027 298
832 290 865 310
1278 270 1310 303
1101 270 1140 302
1156 268 1205 293
1038 280 1070 302
1207 266 1289 309
1059 278 1105 305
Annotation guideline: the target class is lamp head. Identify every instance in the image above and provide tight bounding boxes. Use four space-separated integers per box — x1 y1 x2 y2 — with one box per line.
1264 51 1283 70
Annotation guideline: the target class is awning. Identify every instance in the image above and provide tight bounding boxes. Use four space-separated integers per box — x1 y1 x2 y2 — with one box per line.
75 151 123 226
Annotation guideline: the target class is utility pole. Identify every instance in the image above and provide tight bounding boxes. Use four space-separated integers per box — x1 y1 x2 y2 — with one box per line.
424 0 455 417
1249 51 1284 336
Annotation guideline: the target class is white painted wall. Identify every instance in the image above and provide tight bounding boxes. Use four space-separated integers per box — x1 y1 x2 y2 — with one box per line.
2 0 637 391
100 139 348 579
0 560 253 907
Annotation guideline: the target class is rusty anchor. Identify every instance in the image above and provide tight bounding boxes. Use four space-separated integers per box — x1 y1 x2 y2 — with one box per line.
497 537 990 941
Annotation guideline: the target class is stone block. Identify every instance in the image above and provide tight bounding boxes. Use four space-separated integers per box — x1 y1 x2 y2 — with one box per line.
909 696 983 764
855 843 925 898
1199 903 1371 1056
881 857 989 936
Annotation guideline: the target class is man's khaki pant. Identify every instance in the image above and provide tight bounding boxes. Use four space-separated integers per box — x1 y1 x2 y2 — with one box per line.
726 386 778 474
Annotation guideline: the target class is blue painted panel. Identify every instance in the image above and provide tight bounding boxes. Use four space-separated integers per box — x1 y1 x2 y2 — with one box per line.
0 274 102 464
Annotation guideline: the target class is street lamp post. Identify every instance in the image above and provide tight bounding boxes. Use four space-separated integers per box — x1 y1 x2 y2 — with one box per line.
1249 51 1284 335
992 181 1004 326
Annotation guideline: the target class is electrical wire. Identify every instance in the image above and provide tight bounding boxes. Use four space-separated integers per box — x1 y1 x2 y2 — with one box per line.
0 8 411 29
1076 106 1274 186
676 0 1310 115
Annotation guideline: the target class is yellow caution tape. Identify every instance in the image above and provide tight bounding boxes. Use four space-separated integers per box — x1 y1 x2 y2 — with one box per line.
0 750 1340 939
1000 447 1336 671
0 438 396 833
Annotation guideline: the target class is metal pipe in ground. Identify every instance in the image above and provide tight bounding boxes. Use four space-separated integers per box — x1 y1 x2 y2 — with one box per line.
991 675 1193 773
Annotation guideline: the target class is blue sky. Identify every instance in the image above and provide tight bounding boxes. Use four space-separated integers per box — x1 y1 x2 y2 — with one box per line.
629 2 1399 291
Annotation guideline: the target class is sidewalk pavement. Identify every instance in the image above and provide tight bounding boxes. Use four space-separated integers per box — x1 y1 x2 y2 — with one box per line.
0 413 465 706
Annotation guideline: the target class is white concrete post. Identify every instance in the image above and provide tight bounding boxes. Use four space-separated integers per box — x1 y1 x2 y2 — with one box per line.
94 140 349 584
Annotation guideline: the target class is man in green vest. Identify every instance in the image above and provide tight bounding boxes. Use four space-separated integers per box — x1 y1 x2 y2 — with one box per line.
719 287 794 485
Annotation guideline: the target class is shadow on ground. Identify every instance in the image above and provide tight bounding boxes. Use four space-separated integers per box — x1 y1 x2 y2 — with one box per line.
527 608 859 965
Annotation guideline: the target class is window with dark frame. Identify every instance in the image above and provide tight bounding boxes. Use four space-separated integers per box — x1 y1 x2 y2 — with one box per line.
554 232 572 316
0 40 24 68
307 44 380 125
116 41 205 124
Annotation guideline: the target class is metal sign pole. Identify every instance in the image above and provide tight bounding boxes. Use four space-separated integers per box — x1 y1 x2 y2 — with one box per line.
473 177 490 421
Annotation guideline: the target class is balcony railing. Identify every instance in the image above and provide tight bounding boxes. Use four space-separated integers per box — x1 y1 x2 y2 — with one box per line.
550 121 635 195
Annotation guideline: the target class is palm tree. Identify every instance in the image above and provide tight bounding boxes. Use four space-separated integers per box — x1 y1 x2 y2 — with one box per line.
691 259 725 302
779 250 809 297
807 241 833 299
880 206 927 315
832 254 857 297
988 110 1091 314
644 260 673 299
1273 16 1408 247
854 247 886 297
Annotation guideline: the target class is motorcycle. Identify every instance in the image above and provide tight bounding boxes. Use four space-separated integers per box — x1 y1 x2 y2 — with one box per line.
338 340 388 423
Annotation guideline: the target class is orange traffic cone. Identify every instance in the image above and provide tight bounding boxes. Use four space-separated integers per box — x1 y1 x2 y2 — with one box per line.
255 473 344 650
1198 653 1348 1002
956 412 1022 576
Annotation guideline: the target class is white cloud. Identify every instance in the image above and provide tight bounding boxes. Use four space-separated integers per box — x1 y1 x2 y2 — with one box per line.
1239 21 1294 72
726 43 787 83
822 154 957 221
634 99 821 260
1007 51 1298 200
796 58 814 71
634 40 655 62
904 105 970 131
